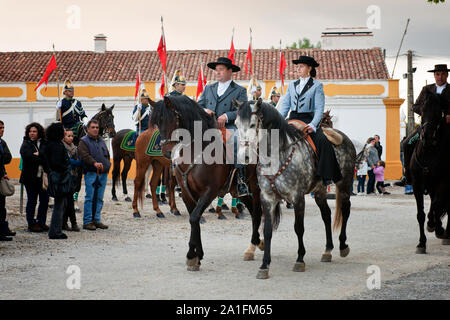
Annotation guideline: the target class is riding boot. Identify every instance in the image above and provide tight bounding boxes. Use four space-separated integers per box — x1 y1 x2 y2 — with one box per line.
237 167 249 197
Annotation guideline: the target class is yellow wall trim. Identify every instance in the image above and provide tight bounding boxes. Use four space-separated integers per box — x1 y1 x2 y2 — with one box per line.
26 82 37 102
0 87 23 98
40 85 136 98
324 84 385 96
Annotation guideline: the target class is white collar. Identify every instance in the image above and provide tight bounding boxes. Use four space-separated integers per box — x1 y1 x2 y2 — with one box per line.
436 83 447 89
298 76 310 83
218 79 232 87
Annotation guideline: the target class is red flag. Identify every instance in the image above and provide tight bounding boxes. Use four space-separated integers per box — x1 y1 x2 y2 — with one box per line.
244 44 252 77
279 51 287 88
195 66 207 101
227 39 235 65
134 69 141 100
35 55 57 91
157 35 167 73
159 72 165 98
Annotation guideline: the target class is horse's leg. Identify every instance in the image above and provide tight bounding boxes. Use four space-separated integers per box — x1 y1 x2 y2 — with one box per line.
256 199 275 279
121 155 133 202
337 184 351 258
132 157 150 218
293 195 307 272
314 187 334 262
242 185 264 260
111 155 121 201
168 167 181 216
413 185 427 253
186 191 213 271
150 161 165 218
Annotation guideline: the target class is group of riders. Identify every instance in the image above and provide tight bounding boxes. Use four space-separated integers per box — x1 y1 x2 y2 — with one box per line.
56 56 450 202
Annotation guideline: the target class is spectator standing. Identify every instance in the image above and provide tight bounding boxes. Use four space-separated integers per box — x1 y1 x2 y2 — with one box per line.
365 137 380 195
374 134 383 159
78 120 111 231
44 122 71 239
19 122 49 232
0 120 15 241
356 156 368 195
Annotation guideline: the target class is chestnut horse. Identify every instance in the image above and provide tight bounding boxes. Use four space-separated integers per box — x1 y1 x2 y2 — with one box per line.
131 124 180 218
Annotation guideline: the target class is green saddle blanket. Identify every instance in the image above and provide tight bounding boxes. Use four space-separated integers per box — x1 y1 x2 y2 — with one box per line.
120 130 138 152
120 129 163 156
145 129 163 157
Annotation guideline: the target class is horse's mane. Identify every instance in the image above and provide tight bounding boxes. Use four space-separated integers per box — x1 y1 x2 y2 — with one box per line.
238 100 302 148
423 91 446 123
150 95 217 136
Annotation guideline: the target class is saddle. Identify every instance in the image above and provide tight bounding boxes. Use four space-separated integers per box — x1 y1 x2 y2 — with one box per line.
287 120 343 153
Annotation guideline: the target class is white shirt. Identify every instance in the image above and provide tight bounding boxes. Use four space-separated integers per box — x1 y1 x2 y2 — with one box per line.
295 77 310 95
217 80 232 97
436 83 447 95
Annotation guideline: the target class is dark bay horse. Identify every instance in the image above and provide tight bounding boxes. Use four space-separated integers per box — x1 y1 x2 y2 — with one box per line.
236 99 356 279
410 91 450 253
148 95 263 271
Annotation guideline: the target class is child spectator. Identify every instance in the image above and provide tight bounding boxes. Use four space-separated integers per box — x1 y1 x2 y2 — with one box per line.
356 156 368 195
373 160 390 195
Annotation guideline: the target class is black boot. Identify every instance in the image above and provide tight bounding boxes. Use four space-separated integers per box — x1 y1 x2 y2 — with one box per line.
1 221 15 237
0 235 12 241
160 193 168 204
237 167 249 197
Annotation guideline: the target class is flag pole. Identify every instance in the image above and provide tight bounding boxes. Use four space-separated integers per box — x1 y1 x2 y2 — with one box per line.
279 39 284 95
53 44 62 122
161 16 168 95
137 64 142 134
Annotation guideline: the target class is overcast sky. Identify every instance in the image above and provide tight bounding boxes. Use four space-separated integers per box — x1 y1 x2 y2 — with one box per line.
0 0 449 57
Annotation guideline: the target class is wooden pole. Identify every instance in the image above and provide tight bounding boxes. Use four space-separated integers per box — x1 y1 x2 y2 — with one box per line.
391 18 410 78
53 44 62 122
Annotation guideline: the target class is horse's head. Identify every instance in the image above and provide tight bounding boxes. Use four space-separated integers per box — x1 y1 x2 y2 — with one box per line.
235 98 263 165
420 91 445 148
95 104 116 138
321 110 333 128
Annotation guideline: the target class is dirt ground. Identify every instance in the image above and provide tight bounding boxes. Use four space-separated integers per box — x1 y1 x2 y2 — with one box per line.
0 180 448 300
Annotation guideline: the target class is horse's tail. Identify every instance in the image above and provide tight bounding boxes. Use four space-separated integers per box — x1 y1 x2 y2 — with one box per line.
333 183 343 231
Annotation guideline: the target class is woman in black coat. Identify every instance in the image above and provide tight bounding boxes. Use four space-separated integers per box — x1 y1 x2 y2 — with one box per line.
19 122 49 232
0 120 15 241
44 122 70 239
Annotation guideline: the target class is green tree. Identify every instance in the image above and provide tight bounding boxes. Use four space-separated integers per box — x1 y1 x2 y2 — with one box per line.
427 0 445 3
283 38 321 49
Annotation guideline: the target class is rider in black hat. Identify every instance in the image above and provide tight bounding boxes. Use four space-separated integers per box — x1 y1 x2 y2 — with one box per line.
198 57 250 196
279 55 342 185
403 64 450 183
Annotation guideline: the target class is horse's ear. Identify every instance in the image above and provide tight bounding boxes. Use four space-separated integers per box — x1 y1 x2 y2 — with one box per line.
149 98 156 108
101 103 106 111
110 104 115 110
163 96 175 111
232 99 243 110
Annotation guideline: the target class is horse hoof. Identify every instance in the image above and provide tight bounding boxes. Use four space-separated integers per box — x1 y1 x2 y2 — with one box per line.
218 215 227 220
442 239 450 245
171 210 181 216
340 247 350 258
236 203 244 213
208 207 216 213
112 196 118 202
124 196 132 202
243 252 254 261
145 194 152 199
427 225 435 233
156 213 165 218
186 257 200 271
235 213 243 219
293 262 306 272
435 231 446 240
256 269 269 279
133 212 141 218
321 253 332 262
257 240 264 251
199 217 206 224
415 247 426 254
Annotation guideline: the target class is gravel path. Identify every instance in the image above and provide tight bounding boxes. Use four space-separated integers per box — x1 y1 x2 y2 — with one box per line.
0 180 448 300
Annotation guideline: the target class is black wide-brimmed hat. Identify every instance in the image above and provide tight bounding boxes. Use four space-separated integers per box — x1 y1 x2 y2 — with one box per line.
427 64 450 73
292 55 319 67
207 57 241 72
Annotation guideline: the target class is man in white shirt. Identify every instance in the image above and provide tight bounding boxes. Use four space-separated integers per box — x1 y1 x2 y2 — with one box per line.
197 57 249 196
